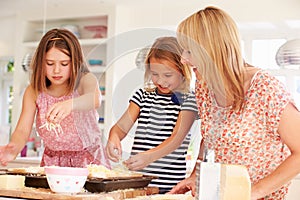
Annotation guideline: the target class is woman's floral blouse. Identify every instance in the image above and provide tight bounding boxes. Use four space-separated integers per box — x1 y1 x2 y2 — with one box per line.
195 70 294 199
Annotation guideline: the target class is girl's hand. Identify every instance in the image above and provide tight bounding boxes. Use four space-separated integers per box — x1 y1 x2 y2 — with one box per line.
168 174 196 196
124 152 152 170
46 99 72 124
0 143 19 166
106 135 122 162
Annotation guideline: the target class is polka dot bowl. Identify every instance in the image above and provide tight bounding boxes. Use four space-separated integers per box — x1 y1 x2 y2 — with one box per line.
44 166 88 194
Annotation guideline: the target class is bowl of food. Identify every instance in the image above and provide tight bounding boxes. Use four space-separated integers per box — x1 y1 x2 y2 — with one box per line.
44 166 88 194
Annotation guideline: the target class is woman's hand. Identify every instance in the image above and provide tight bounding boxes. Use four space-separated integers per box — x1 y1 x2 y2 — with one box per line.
124 152 153 170
46 99 73 124
168 174 196 196
250 182 268 200
0 143 19 166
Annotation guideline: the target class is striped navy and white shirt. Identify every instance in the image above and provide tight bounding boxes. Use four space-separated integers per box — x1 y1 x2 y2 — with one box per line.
130 88 198 193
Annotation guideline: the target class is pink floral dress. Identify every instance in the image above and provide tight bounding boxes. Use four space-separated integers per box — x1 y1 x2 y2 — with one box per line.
36 91 110 169
195 70 293 199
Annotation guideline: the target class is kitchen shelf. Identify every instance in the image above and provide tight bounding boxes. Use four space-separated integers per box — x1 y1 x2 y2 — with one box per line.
89 66 106 73
22 38 107 48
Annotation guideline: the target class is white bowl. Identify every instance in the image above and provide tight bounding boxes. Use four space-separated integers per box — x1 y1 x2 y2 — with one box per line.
44 166 88 194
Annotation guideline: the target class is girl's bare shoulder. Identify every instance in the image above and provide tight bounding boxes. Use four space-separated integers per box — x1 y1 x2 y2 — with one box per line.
24 85 37 98
23 85 38 105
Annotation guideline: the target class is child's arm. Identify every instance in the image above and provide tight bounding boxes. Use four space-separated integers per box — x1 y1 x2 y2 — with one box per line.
106 102 140 162
0 86 36 166
46 72 100 123
125 109 197 170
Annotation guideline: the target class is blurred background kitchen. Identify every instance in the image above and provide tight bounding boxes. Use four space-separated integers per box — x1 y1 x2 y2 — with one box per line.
0 0 299 198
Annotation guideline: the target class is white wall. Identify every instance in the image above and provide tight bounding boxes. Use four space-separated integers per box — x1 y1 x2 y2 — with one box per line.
0 13 16 57
111 0 300 113
1 0 299 57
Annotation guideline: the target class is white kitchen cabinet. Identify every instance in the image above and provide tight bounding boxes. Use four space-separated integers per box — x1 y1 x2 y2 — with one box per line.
12 5 115 139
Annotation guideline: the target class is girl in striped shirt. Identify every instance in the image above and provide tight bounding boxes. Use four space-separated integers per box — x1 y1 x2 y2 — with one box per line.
106 36 199 193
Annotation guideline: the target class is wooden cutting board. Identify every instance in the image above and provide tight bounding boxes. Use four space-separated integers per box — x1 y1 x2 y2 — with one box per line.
0 187 159 200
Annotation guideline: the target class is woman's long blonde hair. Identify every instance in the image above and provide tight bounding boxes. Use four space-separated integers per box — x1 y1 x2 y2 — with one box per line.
177 6 245 110
144 36 192 93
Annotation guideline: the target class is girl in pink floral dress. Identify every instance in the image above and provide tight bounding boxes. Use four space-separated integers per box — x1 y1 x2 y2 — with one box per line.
0 28 110 168
169 6 300 200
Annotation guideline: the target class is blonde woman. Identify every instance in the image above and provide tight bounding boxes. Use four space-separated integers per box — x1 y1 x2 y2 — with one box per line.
169 6 300 200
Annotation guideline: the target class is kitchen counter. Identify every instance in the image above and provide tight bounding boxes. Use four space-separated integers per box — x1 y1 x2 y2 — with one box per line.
0 187 159 200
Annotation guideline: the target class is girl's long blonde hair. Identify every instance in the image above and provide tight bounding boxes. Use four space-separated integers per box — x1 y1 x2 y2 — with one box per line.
177 6 245 110
144 36 192 93
30 28 89 96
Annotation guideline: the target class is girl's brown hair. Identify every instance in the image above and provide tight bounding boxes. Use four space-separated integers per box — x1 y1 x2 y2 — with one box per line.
144 36 192 93
30 28 89 95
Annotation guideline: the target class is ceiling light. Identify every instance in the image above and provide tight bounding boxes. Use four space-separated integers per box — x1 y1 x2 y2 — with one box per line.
275 39 300 68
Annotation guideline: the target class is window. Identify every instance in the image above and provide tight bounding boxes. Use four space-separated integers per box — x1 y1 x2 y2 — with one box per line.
252 39 286 69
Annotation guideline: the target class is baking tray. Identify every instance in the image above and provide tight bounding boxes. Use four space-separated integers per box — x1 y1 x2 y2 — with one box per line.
25 175 49 188
23 174 157 193
0 169 8 175
84 175 157 193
